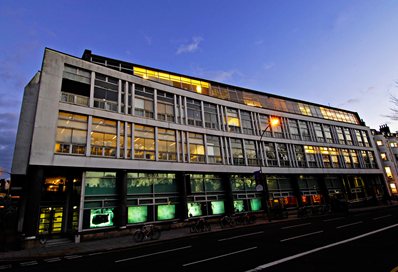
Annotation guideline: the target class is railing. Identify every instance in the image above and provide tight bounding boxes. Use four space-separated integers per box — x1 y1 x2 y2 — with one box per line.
61 92 89 106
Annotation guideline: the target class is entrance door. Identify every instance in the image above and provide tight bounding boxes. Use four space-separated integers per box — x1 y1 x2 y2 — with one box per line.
38 207 63 235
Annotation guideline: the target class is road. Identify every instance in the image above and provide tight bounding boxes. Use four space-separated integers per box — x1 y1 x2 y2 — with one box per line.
4 206 398 271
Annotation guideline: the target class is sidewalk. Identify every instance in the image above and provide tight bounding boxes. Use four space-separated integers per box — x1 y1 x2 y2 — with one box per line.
1 202 396 262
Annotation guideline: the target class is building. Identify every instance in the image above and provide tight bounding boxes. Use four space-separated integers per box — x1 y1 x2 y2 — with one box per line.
372 124 398 199
12 48 387 246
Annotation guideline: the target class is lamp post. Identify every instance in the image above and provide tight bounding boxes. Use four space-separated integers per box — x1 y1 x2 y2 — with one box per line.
255 117 280 222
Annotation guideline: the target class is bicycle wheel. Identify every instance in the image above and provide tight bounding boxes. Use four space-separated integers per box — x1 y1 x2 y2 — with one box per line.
189 224 197 233
133 230 144 242
204 222 211 231
151 228 161 240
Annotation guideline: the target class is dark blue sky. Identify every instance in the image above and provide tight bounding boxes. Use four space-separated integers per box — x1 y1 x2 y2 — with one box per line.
1 0 398 178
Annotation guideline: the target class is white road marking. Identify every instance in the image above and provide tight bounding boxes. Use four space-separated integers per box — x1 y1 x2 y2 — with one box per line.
323 217 345 222
218 231 264 241
336 221 363 229
281 223 311 229
88 252 104 256
44 257 62 263
280 230 324 242
20 261 38 266
182 246 257 267
115 245 192 263
373 214 392 220
0 264 12 270
246 223 398 271
64 255 82 259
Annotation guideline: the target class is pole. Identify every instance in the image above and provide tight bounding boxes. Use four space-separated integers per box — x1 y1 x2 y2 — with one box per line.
259 124 271 222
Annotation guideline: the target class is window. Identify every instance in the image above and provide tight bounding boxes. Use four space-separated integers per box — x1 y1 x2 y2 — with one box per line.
204 102 218 129
329 148 340 168
265 142 278 166
304 146 318 168
390 142 398 148
385 166 393 179
381 153 388 161
226 108 240 133
90 117 117 157
241 111 254 135
361 131 370 147
277 143 289 167
299 121 311 141
187 98 202 127
376 140 383 146
341 149 352 168
134 124 155 160
344 128 353 145
259 115 272 137
158 128 177 161
336 127 346 145
206 135 222 164
93 73 118 112
55 111 87 155
355 130 364 146
157 91 174 122
350 150 359 168
323 125 333 143
231 138 244 165
245 140 258 166
294 145 306 167
314 123 324 142
289 119 300 140
189 133 205 163
85 172 117 195
134 84 154 118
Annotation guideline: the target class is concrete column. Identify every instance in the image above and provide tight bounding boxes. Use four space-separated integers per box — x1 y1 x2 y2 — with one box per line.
23 166 43 237
116 170 127 228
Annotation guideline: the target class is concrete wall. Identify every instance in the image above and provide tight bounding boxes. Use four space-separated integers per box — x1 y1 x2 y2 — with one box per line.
12 72 41 175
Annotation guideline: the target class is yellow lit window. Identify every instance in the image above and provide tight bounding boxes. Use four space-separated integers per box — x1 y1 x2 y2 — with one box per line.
376 140 383 146
390 183 397 194
381 153 387 161
385 166 393 179
298 103 312 116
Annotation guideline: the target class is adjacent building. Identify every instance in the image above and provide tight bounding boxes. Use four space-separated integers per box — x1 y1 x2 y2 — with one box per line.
12 48 387 245
372 124 398 199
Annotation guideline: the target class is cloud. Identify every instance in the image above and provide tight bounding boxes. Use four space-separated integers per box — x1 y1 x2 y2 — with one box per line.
176 37 203 55
263 62 275 70
192 66 242 84
338 98 360 107
144 35 152 46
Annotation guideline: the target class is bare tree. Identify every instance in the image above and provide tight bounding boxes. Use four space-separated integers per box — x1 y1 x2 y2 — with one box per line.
387 94 398 121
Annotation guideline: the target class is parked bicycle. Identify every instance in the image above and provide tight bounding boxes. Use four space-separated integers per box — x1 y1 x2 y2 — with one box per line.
189 217 211 233
133 224 161 242
219 215 236 228
234 212 257 225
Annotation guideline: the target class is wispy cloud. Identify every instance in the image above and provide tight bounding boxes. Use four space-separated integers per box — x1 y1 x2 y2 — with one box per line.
144 35 152 46
338 98 360 107
263 62 275 70
176 37 203 55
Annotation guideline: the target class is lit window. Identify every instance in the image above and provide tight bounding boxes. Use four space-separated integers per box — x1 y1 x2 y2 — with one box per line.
390 183 397 194
385 166 393 179
381 153 387 161
376 140 383 146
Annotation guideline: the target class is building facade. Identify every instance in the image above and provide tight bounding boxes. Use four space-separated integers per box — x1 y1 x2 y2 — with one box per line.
372 124 398 199
12 48 387 244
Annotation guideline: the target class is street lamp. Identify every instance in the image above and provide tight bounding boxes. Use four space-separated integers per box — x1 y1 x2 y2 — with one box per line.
255 117 280 222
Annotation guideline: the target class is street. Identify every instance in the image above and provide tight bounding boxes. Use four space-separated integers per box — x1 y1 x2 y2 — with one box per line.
3 206 398 271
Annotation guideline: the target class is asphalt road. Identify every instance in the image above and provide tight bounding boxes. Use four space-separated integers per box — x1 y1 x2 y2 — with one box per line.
4 206 398 271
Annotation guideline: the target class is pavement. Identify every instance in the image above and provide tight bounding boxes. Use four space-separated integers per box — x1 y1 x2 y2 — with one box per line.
1 202 396 263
